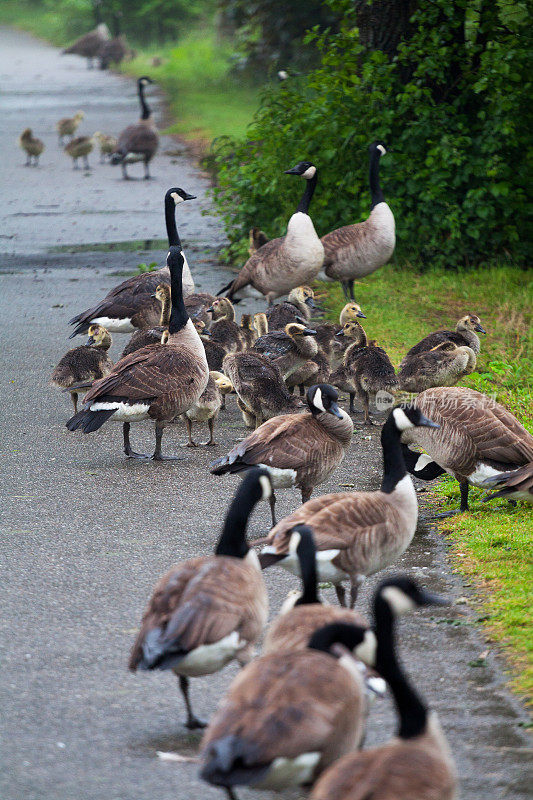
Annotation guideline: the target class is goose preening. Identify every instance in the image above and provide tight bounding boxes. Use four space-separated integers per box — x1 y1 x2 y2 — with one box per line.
264 526 369 655
207 298 246 353
110 77 159 180
56 111 84 146
248 226 269 256
200 612 369 792
400 387 533 514
64 135 94 170
211 384 353 525
483 462 533 504
399 341 476 393
218 161 324 304
120 283 171 358
129 468 270 729
68 187 195 337
18 128 44 166
259 406 439 607
331 320 398 422
93 131 117 163
66 246 209 461
310 577 456 800
314 302 367 364
401 314 486 362
321 141 395 300
51 324 113 414
266 286 318 330
62 23 110 69
183 372 231 447
253 322 319 383
221 351 301 431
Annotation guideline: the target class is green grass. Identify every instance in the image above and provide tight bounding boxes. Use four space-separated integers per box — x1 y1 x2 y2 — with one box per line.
321 262 533 701
0 1 89 46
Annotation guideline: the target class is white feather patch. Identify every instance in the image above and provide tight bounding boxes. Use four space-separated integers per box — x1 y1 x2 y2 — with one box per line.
254 752 321 790
376 144 387 156
414 453 434 472
90 401 150 421
301 165 317 180
172 631 245 677
91 316 134 333
469 462 507 487
265 547 347 584
258 464 297 488
393 407 414 431
381 585 417 615
311 387 325 413
354 629 378 667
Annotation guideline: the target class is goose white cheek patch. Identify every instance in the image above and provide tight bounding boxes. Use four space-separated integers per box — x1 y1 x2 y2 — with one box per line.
377 144 386 155
381 585 417 615
301 165 316 179
392 407 414 430
312 388 325 413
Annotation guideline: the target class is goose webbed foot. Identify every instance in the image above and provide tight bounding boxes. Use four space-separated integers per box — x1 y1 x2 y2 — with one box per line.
179 676 207 730
434 508 464 518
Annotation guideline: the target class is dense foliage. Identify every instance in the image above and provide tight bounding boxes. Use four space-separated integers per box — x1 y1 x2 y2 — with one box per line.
212 0 532 267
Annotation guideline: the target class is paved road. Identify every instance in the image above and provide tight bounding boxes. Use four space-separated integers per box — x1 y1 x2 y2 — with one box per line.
1 27 531 800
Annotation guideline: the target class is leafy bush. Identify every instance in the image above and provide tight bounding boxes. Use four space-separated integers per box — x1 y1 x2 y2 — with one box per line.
211 0 532 267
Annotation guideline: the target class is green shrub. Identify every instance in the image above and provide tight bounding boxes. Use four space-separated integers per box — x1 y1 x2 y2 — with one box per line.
211 0 532 267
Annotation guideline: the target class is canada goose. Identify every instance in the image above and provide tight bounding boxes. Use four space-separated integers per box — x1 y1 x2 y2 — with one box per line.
129 468 270 729
93 131 117 163
219 162 324 304
64 135 94 170
402 314 486 362
331 321 398 422
321 141 395 300
209 370 234 411
266 286 319 330
62 23 109 69
264 526 369 655
248 226 269 255
18 128 44 166
483 461 533 504
56 110 85 146
314 302 367 364
220 351 300 432
110 77 159 180
399 341 477 394
66 246 209 461
51 324 113 414
98 13 129 69
68 187 195 337
400 386 533 514
253 322 319 383
183 372 230 447
238 314 257 350
185 292 216 328
211 384 353 525
259 406 439 607
207 298 245 353
310 577 456 800
120 283 171 358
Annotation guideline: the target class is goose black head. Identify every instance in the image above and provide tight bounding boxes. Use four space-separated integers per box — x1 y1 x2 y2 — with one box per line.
376 575 448 617
370 140 388 157
284 161 317 180
307 384 343 419
391 405 440 433
166 187 197 206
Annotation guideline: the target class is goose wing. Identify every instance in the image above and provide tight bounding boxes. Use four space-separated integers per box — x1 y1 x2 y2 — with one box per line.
227 238 283 294
117 124 158 155
253 331 293 358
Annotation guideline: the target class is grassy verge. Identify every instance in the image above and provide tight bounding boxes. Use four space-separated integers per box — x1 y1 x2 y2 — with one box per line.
0 1 88 45
321 263 533 701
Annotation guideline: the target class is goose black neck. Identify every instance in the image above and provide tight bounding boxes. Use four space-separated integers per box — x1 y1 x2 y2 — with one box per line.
138 81 150 121
380 414 407 493
168 256 188 335
294 532 319 606
165 195 181 248
112 13 121 37
296 172 318 214
369 149 385 210
308 622 364 654
215 476 261 559
374 594 427 738
94 2 103 25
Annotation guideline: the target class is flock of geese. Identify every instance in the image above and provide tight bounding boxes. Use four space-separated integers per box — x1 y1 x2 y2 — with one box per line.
19 75 158 178
46 137 532 796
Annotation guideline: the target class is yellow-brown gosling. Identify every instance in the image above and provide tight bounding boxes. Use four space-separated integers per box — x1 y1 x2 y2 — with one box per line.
51 324 113 414
64 135 95 170
56 111 84 146
18 128 44 166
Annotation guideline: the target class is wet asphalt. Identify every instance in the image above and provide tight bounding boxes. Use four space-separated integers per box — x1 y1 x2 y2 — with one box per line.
1 26 531 800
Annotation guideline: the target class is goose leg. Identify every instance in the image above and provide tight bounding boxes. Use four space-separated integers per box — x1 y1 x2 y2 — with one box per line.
185 417 198 447
121 163 130 180
435 479 470 517
299 384 305 396
301 486 312 504
335 584 347 607
178 675 207 729
123 423 150 459
152 424 184 461
83 154 90 170
225 789 239 800
73 158 79 170
349 582 359 609
204 417 217 446
349 392 356 414
221 395 226 410
341 282 350 301
362 393 374 425
268 492 277 527
25 153 31 166
143 159 152 180
71 391 78 415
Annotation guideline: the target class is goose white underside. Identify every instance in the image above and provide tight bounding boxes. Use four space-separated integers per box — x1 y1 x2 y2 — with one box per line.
469 462 513 487
261 546 348 584
171 631 246 677
123 152 145 163
253 752 321 790
91 316 135 333
90 401 150 422
258 464 297 489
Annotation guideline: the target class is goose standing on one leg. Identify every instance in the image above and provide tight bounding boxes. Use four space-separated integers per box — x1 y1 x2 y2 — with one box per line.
310 576 457 800
321 141 395 300
66 245 208 461
68 187 195 337
219 162 324 304
129 468 270 729
110 77 159 180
